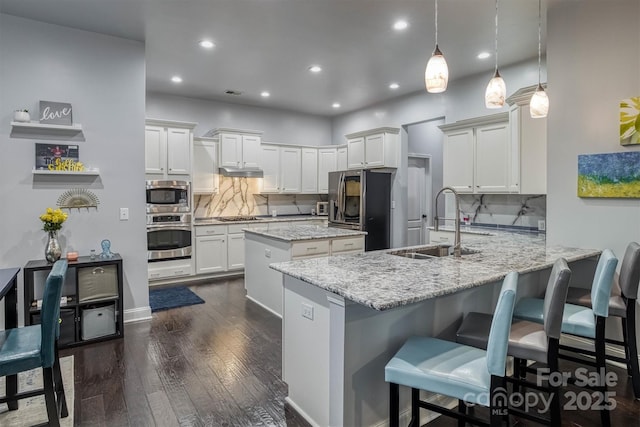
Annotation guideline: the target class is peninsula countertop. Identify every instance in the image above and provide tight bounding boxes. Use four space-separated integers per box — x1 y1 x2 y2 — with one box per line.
269 231 600 311
193 214 326 226
244 224 366 242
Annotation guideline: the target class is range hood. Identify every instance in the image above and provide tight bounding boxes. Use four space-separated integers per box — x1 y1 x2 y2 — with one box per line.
218 166 264 178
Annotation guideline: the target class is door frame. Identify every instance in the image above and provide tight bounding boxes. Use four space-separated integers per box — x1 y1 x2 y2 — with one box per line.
407 154 432 246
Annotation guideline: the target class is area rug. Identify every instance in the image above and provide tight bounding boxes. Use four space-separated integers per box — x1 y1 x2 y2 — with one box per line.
0 356 74 426
149 286 205 312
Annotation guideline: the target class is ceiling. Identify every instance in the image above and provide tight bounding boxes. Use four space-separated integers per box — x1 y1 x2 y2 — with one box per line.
0 0 546 117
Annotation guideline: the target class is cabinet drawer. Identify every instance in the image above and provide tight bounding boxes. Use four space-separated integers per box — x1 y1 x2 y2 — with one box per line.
331 237 364 254
195 225 227 236
291 240 330 258
148 259 192 280
78 265 118 302
227 223 247 234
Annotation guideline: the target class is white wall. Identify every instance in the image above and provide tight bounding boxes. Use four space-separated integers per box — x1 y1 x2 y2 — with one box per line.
146 93 332 145
0 15 149 322
546 0 640 260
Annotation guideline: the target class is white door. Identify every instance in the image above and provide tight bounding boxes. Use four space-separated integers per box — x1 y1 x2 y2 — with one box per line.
364 133 384 168
347 137 364 169
301 148 318 193
337 146 348 171
192 140 217 193
144 126 165 174
242 135 262 168
280 147 302 193
475 122 509 192
227 233 245 270
317 147 337 193
261 145 280 192
407 157 431 246
195 235 227 274
219 133 242 167
166 128 191 175
442 129 474 193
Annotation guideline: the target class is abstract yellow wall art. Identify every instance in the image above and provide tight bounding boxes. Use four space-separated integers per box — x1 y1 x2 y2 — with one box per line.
620 97 640 146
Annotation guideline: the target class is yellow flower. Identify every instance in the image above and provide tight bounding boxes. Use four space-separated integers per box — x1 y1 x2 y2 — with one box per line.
39 207 67 232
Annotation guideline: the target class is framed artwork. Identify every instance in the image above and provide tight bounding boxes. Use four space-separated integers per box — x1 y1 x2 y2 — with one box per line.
578 152 640 198
35 143 79 170
620 97 640 146
39 101 73 125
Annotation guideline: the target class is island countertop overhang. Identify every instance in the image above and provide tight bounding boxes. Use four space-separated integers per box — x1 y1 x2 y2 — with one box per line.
270 231 600 311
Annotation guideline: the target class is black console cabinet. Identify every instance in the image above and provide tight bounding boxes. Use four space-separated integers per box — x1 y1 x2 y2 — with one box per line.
23 254 124 348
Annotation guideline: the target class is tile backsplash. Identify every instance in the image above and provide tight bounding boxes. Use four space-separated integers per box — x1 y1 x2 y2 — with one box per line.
446 194 546 230
193 176 325 218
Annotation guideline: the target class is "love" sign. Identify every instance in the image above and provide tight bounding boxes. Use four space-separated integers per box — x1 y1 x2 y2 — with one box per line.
39 101 73 125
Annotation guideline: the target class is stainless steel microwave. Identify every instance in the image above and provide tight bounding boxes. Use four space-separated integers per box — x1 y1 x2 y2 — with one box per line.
146 180 190 214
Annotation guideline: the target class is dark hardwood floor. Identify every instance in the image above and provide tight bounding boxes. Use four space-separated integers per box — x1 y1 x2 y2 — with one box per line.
62 278 640 426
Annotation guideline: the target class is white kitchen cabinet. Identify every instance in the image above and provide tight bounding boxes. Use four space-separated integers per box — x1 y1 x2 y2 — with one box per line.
507 85 548 194
345 127 400 169
440 113 511 194
207 128 262 169
261 144 281 192
318 147 337 193
148 258 193 282
337 145 348 171
192 137 218 194
145 119 196 178
195 224 228 274
280 146 302 193
301 148 318 193
227 232 245 270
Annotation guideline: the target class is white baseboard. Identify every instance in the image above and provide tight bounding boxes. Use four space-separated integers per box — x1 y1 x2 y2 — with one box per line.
285 397 321 427
123 306 152 323
246 295 282 319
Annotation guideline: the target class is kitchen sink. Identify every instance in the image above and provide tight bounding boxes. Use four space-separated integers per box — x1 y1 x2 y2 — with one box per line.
387 245 480 260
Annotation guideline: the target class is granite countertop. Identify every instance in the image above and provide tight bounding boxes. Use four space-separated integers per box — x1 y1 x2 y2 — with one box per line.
244 224 366 242
193 215 327 226
270 230 600 311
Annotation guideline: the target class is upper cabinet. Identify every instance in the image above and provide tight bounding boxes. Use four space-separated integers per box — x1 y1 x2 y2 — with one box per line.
206 128 262 169
318 147 338 193
507 85 547 195
301 147 318 194
145 119 196 178
337 145 348 171
192 137 218 194
260 144 301 193
345 127 400 169
440 114 510 194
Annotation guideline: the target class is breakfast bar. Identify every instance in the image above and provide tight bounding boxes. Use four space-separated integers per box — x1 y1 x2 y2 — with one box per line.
270 231 601 427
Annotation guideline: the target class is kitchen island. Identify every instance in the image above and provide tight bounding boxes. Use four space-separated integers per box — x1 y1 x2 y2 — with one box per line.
270 231 601 427
244 224 366 317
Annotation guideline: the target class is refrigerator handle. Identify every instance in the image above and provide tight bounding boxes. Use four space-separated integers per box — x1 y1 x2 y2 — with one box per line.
337 173 345 222
360 172 366 229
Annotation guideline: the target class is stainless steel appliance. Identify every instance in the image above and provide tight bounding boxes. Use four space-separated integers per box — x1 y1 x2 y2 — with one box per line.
147 213 192 261
146 180 190 213
328 169 392 251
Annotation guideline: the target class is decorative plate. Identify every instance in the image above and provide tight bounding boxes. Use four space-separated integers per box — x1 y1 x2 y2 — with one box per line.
57 188 100 209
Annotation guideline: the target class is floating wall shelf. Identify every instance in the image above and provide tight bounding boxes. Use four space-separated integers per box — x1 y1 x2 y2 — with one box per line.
32 168 99 176
11 121 83 131
11 121 84 141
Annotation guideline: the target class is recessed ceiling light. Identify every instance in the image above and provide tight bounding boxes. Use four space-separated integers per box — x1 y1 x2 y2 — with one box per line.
171 75 183 83
309 65 322 73
477 52 491 59
332 103 341 109
389 83 400 90
199 40 215 49
393 20 408 31
261 91 270 98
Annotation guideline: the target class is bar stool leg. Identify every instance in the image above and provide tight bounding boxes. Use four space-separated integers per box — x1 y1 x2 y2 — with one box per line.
624 302 640 399
596 318 611 427
548 340 562 426
458 400 466 427
389 383 399 427
410 388 419 427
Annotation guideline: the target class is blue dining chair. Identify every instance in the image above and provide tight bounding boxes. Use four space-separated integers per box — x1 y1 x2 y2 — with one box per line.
513 249 618 427
385 271 518 427
0 260 69 426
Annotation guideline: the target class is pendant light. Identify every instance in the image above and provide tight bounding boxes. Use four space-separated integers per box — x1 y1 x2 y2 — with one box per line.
485 0 506 108
425 0 448 93
530 0 549 118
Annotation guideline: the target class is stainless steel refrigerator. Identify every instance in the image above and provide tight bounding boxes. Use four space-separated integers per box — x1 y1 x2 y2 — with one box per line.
328 169 392 251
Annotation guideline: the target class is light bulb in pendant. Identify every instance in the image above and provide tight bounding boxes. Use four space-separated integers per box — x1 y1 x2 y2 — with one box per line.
530 84 549 118
485 69 506 108
425 45 449 93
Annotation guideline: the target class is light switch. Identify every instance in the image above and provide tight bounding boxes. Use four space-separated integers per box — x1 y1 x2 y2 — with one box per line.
119 207 129 221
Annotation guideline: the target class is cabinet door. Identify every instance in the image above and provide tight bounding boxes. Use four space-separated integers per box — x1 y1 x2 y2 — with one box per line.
347 137 365 169
280 147 301 193
475 122 509 193
145 126 166 174
511 104 547 194
192 140 218 193
219 133 242 167
227 233 245 270
442 129 474 193
261 145 280 192
166 128 191 175
318 147 337 193
196 235 227 274
364 133 384 168
301 148 318 193
337 146 348 171
242 135 262 168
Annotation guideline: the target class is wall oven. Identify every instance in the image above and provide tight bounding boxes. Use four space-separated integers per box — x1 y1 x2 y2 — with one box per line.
146 180 190 213
147 213 192 262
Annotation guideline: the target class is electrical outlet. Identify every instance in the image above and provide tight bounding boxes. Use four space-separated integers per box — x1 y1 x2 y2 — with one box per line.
301 303 314 320
119 207 129 221
265 248 271 258
538 220 546 231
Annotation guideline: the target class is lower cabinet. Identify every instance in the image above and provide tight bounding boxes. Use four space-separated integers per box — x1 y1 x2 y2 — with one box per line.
227 224 246 270
24 255 124 348
195 225 227 274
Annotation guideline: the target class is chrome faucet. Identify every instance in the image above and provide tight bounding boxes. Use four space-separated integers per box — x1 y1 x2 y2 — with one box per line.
434 186 462 258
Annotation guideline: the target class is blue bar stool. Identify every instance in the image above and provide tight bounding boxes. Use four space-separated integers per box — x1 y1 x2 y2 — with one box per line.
385 272 518 427
456 258 572 425
565 242 640 398
513 249 618 427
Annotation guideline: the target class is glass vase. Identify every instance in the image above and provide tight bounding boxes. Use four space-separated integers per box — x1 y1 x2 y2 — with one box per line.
45 230 62 263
